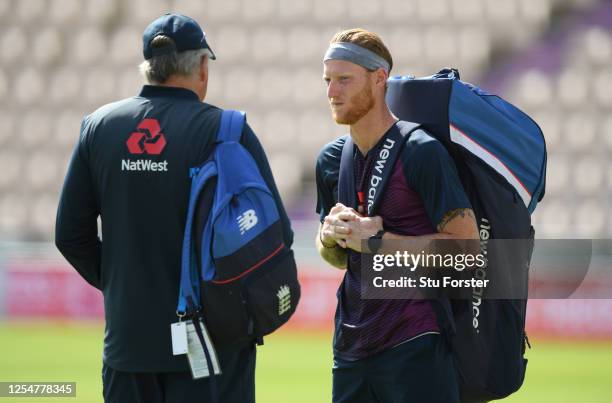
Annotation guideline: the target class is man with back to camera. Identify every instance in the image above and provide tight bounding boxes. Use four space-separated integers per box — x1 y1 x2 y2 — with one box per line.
55 13 292 403
315 28 480 402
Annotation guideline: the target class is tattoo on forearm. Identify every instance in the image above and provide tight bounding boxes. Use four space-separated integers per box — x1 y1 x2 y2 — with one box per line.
437 208 475 232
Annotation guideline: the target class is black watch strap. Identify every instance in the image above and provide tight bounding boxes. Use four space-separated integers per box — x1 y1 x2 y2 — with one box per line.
367 230 385 253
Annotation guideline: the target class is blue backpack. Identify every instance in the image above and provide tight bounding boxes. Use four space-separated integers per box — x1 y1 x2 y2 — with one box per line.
386 68 546 401
177 110 300 347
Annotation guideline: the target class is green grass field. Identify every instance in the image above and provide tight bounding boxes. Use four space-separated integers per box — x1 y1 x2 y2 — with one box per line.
0 321 611 402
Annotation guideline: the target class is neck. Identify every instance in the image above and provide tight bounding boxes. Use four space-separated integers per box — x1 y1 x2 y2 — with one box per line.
158 76 203 101
350 102 397 155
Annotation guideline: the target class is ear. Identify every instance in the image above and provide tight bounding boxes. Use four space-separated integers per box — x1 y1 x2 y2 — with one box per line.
374 67 388 88
199 55 208 82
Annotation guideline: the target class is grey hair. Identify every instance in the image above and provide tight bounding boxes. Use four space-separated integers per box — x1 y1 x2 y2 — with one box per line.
139 35 208 84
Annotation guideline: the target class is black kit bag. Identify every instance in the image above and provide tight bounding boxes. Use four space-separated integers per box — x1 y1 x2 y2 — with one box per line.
386 68 546 402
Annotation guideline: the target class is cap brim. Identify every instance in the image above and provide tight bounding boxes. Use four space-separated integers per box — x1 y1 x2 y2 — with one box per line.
204 47 216 60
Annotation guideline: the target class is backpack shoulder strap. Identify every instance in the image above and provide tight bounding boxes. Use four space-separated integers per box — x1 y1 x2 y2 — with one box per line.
217 110 246 143
396 121 420 135
338 135 357 209
366 121 421 216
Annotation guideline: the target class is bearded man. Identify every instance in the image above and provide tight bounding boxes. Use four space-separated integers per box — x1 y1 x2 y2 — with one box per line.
315 28 479 403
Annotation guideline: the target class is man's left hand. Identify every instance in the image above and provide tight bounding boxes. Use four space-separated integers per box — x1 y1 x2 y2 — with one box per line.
336 211 383 253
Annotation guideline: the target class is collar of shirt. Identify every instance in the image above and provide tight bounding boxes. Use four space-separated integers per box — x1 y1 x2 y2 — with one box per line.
138 85 200 101
353 122 399 160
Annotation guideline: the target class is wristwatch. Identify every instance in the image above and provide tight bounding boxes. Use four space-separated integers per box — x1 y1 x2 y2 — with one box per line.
367 230 385 253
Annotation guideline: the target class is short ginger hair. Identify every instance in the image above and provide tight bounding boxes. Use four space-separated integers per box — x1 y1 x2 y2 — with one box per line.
330 28 393 73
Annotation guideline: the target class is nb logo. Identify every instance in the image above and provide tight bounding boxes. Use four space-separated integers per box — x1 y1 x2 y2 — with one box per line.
237 209 258 235
277 285 291 316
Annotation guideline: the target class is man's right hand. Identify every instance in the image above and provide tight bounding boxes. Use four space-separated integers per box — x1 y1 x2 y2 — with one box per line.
320 203 360 248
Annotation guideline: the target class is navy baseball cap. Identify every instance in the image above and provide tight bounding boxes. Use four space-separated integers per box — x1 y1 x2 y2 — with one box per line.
142 13 216 60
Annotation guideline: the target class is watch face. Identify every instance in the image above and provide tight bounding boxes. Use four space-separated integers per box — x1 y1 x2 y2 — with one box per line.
368 233 382 253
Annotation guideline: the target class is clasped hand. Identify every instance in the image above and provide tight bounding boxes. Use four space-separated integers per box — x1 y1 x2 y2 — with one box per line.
321 203 383 252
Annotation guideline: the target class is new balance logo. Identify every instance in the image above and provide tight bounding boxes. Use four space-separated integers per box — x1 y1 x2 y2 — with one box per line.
277 285 291 316
237 209 258 235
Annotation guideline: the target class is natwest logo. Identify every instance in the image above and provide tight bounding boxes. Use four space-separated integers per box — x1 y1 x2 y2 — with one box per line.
126 118 167 155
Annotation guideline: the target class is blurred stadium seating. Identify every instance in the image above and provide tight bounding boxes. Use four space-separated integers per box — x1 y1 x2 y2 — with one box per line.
0 0 610 361
0 0 609 241
1 4 611 399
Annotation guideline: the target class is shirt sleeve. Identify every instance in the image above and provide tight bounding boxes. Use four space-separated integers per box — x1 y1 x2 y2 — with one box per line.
240 122 294 247
55 116 102 290
403 133 471 229
315 138 343 223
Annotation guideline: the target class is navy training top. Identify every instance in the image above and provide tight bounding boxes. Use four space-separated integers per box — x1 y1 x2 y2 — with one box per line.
55 85 293 372
315 121 471 360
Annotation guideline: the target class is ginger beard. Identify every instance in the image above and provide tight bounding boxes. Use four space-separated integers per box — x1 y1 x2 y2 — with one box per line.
330 78 375 125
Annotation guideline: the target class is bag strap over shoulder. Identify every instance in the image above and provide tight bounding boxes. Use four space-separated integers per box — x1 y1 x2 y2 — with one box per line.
338 135 357 209
216 110 246 143
338 122 421 216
